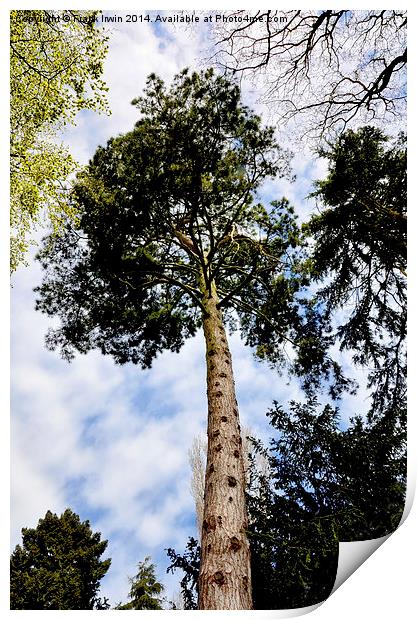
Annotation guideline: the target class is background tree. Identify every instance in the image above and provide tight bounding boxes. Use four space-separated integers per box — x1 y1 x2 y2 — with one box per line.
305 126 406 416
211 10 406 140
10 9 109 271
245 125 406 608
245 397 405 609
115 557 164 610
167 537 200 610
10 508 111 609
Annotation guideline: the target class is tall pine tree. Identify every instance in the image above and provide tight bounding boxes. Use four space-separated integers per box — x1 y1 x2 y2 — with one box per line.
34 68 313 609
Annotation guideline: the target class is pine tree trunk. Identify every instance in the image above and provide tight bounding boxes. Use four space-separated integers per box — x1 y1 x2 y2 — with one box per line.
197 277 253 610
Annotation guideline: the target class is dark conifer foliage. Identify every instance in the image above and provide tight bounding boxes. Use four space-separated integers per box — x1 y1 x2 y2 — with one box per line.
34 68 343 392
167 537 200 610
34 69 297 368
10 508 111 609
245 397 405 609
115 556 164 610
306 127 406 415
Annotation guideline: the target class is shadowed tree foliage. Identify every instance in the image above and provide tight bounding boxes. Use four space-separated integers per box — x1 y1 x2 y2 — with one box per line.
34 67 328 609
10 508 111 610
305 127 406 415
245 397 405 609
167 396 406 609
167 538 200 610
10 10 109 271
116 556 164 610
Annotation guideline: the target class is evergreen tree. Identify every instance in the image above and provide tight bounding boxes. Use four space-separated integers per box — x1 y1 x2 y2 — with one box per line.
116 557 164 610
306 127 406 415
10 508 111 609
167 538 200 610
34 68 314 609
246 397 405 609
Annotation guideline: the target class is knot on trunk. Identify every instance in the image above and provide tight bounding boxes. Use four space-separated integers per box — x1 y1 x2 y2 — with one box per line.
212 429 220 439
215 391 223 398
218 372 227 378
233 449 240 458
202 516 217 532
230 536 241 551
243 575 249 590
215 444 222 452
213 571 225 586
208 463 215 475
220 415 228 422
227 476 237 487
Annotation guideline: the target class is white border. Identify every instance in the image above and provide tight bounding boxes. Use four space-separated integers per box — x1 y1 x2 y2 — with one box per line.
2 2 415 619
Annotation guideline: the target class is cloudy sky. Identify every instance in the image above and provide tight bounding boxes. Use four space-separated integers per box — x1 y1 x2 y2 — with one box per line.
9 4 397 608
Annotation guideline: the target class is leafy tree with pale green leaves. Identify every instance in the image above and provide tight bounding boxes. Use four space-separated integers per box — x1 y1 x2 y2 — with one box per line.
34 67 341 609
116 556 165 610
10 10 109 272
10 508 111 609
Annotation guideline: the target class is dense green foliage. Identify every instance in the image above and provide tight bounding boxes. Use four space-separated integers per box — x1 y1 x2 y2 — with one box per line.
116 557 164 609
10 10 109 271
167 538 200 610
10 508 111 609
306 127 406 415
34 69 301 371
246 398 405 609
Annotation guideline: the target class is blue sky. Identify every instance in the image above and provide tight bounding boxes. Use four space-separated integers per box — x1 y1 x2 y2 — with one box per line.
8 4 408 610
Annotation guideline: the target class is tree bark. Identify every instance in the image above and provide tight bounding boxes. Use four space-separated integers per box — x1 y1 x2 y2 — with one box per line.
197 275 253 610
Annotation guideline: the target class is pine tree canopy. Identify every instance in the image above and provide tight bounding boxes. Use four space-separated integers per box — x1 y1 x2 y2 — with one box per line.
34 68 318 377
